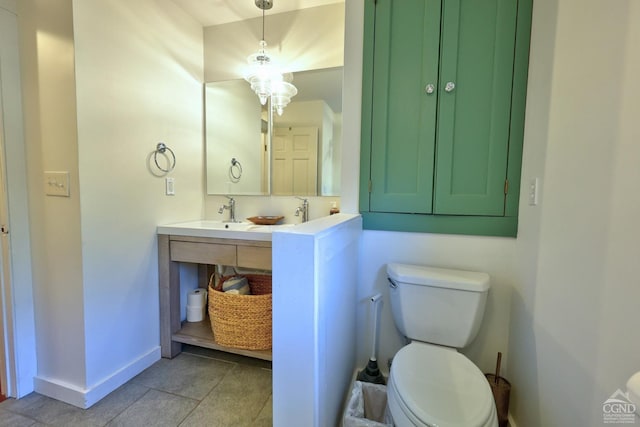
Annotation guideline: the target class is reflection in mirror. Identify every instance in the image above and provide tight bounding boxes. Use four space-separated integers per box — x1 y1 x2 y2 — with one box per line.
205 80 269 195
205 67 342 196
272 67 342 197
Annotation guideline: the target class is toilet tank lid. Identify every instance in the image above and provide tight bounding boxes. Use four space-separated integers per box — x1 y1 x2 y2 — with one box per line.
387 263 490 292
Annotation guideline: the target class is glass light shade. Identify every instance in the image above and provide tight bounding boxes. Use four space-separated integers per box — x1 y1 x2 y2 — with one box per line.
271 81 298 116
245 40 282 105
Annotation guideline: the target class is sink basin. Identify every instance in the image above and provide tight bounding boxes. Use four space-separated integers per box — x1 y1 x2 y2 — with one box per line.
199 220 254 231
157 220 294 241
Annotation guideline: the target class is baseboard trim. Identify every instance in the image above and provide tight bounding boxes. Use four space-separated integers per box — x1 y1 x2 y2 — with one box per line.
34 346 160 409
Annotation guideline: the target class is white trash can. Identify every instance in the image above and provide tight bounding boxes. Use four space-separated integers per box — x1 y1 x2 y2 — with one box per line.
343 381 393 427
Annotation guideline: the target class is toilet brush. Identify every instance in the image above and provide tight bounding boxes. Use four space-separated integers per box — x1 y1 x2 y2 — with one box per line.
486 352 511 427
357 293 386 385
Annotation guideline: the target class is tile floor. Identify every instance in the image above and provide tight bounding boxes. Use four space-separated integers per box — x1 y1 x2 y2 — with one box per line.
0 346 273 427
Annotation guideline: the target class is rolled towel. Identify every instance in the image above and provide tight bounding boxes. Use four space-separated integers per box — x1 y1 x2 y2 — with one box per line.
222 276 250 295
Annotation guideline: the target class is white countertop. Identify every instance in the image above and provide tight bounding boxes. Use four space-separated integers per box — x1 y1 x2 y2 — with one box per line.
157 219 295 241
158 214 360 241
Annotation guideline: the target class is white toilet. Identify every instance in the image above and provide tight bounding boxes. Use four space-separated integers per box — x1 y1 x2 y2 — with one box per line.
627 372 640 417
386 263 498 427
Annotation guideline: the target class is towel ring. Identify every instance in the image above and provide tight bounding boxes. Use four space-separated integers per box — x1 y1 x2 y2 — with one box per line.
154 142 176 173
229 158 242 182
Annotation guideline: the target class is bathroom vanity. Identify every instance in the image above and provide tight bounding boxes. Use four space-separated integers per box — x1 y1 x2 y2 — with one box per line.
158 215 362 425
157 220 275 361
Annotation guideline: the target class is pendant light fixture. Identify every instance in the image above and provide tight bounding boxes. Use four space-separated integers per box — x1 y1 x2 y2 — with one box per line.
245 0 297 115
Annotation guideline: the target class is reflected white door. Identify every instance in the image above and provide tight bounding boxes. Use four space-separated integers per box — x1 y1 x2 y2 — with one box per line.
272 126 318 196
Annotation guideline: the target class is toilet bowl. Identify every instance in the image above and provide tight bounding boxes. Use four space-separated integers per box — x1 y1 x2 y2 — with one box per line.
386 263 497 427
627 371 640 417
387 343 497 427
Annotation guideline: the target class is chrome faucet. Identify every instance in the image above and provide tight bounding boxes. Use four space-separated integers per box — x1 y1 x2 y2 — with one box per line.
295 197 309 223
218 196 236 222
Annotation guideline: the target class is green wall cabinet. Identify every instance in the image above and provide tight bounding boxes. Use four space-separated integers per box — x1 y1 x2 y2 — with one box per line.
360 0 533 236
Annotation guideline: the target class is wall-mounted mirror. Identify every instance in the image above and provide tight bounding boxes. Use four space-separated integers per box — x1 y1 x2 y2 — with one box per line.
205 79 269 195
206 67 342 196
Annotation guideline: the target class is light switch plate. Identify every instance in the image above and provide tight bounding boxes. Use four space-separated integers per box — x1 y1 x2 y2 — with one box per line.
165 177 175 195
528 177 539 206
44 171 70 197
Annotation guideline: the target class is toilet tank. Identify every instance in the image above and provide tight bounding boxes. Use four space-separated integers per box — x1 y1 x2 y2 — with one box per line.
387 263 490 349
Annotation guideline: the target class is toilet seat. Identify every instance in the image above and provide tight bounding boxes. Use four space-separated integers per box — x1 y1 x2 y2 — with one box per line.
388 342 497 427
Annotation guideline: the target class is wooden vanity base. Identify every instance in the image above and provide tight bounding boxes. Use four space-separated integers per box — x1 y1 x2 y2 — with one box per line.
158 234 272 360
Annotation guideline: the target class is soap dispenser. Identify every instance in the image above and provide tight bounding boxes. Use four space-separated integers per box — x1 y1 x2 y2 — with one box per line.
329 201 340 215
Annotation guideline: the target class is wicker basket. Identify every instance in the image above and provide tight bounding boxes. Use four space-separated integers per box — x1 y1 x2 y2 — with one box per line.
208 274 272 350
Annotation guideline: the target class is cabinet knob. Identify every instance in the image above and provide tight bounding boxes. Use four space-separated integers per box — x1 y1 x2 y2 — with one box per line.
445 82 456 93
424 84 435 95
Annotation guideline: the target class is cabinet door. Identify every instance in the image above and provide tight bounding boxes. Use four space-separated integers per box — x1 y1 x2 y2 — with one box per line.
368 0 441 213
434 0 518 215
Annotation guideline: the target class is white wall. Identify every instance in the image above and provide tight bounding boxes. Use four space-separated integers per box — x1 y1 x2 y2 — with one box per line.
341 1 363 215
0 1 14 13
203 3 344 82
19 0 88 396
204 195 340 225
329 114 342 197
18 0 204 407
73 0 204 404
206 80 264 195
508 0 640 425
272 214 360 427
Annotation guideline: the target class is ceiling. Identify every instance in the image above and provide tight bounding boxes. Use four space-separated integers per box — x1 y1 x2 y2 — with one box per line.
172 0 344 27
